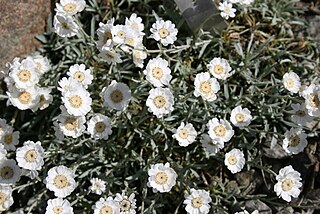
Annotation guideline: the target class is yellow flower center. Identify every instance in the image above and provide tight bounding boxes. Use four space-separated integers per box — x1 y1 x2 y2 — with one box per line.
281 179 294 191
288 134 300 147
227 155 237 165
286 78 294 88
61 22 71 30
235 113 245 122
125 38 135 46
110 90 124 103
69 95 83 108
153 96 166 108
74 71 85 82
309 93 320 108
0 166 14 180
117 31 125 38
152 67 164 80
178 128 189 139
53 206 63 214
53 174 69 189
18 69 31 82
134 51 141 60
65 117 78 131
18 91 32 104
4 134 13 145
155 171 168 185
95 122 106 133
296 110 306 117
199 81 212 95
35 62 42 71
24 149 38 162
0 192 7 205
159 28 169 38
120 199 131 211
214 64 224 75
100 205 113 214
63 3 77 13
191 197 203 208
213 125 227 137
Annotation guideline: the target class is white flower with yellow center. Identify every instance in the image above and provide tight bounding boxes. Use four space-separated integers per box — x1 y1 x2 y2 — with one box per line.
38 87 53 110
274 165 302 202
45 198 74 214
282 72 301 94
96 19 115 51
62 87 92 116
207 57 233 80
230 106 252 129
0 126 20 151
122 31 143 52
0 159 21 185
87 114 112 140
54 13 79 38
132 48 147 68
45 165 77 198
147 162 177 193
55 0 86 15
98 49 122 64
114 193 137 214
56 109 86 138
282 128 307 155
200 134 224 155
207 118 234 142
111 24 128 45
143 58 172 87
0 145 7 160
218 2 236 20
102 81 131 111
302 84 320 117
194 72 220 101
58 77 82 95
31 55 50 75
288 103 313 126
16 141 44 171
224 148 245 174
90 178 106 195
172 122 197 147
92 197 120 214
150 19 178 46
7 86 40 112
9 57 39 89
67 64 93 88
146 88 175 118
183 188 212 214
125 13 144 35
0 185 14 211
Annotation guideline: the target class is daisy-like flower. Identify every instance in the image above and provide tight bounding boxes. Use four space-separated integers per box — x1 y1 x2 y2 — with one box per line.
194 72 220 101
111 24 128 45
125 13 144 34
87 114 112 140
56 109 86 139
90 178 106 195
282 72 301 94
55 0 86 15
16 141 44 171
288 103 313 126
67 64 93 88
143 58 172 87
96 19 115 51
0 185 14 211
183 188 212 214
7 86 40 111
0 159 21 185
121 31 143 53
45 165 77 198
282 128 308 155
0 145 7 160
146 88 174 118
114 193 137 214
274 165 302 202
238 0 255 5
172 122 197 147
98 49 122 64
230 106 253 129
235 210 259 214
150 19 178 46
132 48 147 68
0 126 20 151
58 77 82 95
45 198 74 214
207 57 233 80
38 87 53 110
102 81 131 111
302 84 320 117
54 13 79 38
62 87 92 116
207 118 234 142
31 55 50 75
9 57 39 89
147 162 177 193
218 2 236 20
92 197 120 214
200 134 224 155
224 148 245 174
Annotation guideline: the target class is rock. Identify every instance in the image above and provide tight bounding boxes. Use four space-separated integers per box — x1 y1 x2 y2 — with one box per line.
245 200 272 214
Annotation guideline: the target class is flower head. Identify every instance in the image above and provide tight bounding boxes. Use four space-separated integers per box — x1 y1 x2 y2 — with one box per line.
194 72 220 101
207 118 234 142
283 72 301 94
183 188 212 214
54 13 79 38
230 106 252 129
146 88 174 118
224 148 245 174
16 141 44 171
102 81 131 111
0 159 21 185
92 197 120 214
207 57 233 80
0 185 14 211
87 114 112 140
288 103 313 126
147 162 177 193
143 57 172 87
56 0 86 15
0 126 19 151
62 87 92 116
45 198 74 214
282 128 308 155
218 2 236 20
302 84 320 117
114 193 137 214
67 64 93 88
90 178 106 195
150 20 178 46
172 122 197 147
200 134 224 155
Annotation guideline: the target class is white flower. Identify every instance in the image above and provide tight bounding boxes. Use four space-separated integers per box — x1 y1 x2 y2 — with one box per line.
172 122 197 147
96 19 115 51
102 81 131 111
62 87 92 116
147 162 177 193
282 72 301 94
0 145 7 160
56 109 86 139
0 185 14 211
16 141 44 171
98 49 122 64
274 165 302 202
146 88 174 118
302 84 320 117
282 128 308 155
183 188 212 214
143 58 172 87
207 57 233 80
207 118 234 142
38 87 53 110
0 126 20 151
224 148 245 174
58 77 82 95
0 159 21 185
114 193 137 214
7 86 40 111
93 197 120 214
122 31 143 52
194 72 220 101
9 57 39 89
200 134 224 155
125 13 144 34
111 24 128 45
230 106 252 129
31 55 50 75
288 103 313 126
87 114 112 140
67 64 93 88
150 20 178 46
45 198 74 214
235 210 259 214
238 0 255 5
132 48 147 68
54 13 79 38
45 165 77 198
1 57 20 79
218 2 236 20
90 178 106 195
56 0 86 15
